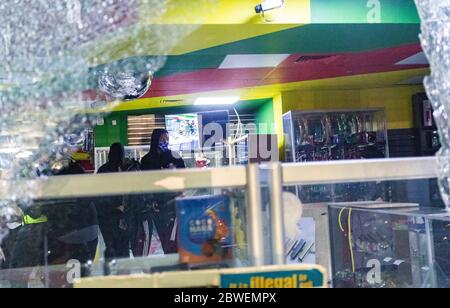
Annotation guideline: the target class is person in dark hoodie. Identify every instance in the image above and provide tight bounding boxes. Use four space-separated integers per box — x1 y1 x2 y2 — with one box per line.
141 129 185 254
96 143 131 259
141 129 185 170
98 143 127 174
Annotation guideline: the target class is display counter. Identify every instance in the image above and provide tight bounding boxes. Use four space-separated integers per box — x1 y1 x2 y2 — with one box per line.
0 157 446 288
329 204 449 288
278 157 442 288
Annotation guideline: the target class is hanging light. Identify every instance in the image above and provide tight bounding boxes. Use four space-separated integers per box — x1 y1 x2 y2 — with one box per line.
194 97 240 106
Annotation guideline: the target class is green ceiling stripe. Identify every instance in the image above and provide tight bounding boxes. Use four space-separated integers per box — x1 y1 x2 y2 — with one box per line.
310 0 420 24
189 24 420 55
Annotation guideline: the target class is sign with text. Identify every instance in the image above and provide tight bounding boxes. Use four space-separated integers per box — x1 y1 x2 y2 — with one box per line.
220 266 326 289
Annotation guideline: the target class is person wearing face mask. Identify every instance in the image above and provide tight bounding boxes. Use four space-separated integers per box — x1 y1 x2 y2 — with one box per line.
141 129 185 171
140 129 185 254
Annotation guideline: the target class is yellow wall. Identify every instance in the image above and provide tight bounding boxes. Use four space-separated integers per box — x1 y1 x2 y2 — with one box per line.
281 85 425 130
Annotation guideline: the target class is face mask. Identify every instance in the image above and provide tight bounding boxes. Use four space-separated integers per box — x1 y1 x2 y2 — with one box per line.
159 141 170 152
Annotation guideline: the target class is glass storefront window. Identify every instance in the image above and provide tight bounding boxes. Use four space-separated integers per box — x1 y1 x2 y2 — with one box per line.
0 167 255 288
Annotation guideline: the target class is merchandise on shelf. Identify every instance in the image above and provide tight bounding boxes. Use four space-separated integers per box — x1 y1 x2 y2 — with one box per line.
283 109 388 203
283 109 388 163
328 204 450 288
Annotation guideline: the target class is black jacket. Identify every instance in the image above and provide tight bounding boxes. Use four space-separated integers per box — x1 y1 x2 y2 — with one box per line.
141 151 185 171
97 157 143 218
97 161 120 174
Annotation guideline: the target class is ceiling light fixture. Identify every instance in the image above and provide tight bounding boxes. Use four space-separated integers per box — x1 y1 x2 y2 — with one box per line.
194 97 240 106
255 0 285 14
219 54 290 69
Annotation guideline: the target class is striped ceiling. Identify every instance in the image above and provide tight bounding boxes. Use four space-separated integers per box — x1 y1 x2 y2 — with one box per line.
6 0 428 111
93 0 428 112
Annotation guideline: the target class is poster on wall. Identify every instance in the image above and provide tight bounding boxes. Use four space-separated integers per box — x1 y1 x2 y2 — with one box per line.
165 114 199 151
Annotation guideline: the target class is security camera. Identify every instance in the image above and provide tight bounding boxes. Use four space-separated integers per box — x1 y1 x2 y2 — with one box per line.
255 0 285 14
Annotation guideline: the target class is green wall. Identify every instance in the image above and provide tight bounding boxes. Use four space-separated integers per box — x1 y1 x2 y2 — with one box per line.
93 98 274 147
94 113 128 147
255 100 276 134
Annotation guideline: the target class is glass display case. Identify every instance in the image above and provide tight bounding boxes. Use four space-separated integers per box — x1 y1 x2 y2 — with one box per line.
328 204 450 288
279 157 440 287
283 109 388 163
0 167 254 288
0 157 444 288
0 190 251 288
283 109 388 203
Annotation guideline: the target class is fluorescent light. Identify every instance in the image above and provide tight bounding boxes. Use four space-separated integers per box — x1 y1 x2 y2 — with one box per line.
194 97 240 106
219 54 290 69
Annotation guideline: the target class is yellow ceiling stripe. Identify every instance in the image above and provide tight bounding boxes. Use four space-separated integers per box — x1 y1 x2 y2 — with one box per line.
137 0 310 55
74 1 313 65
143 0 311 25
170 24 303 55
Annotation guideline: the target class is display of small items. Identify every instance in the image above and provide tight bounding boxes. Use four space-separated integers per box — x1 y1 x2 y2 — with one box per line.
283 110 388 203
329 206 432 288
292 112 387 163
286 239 314 263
